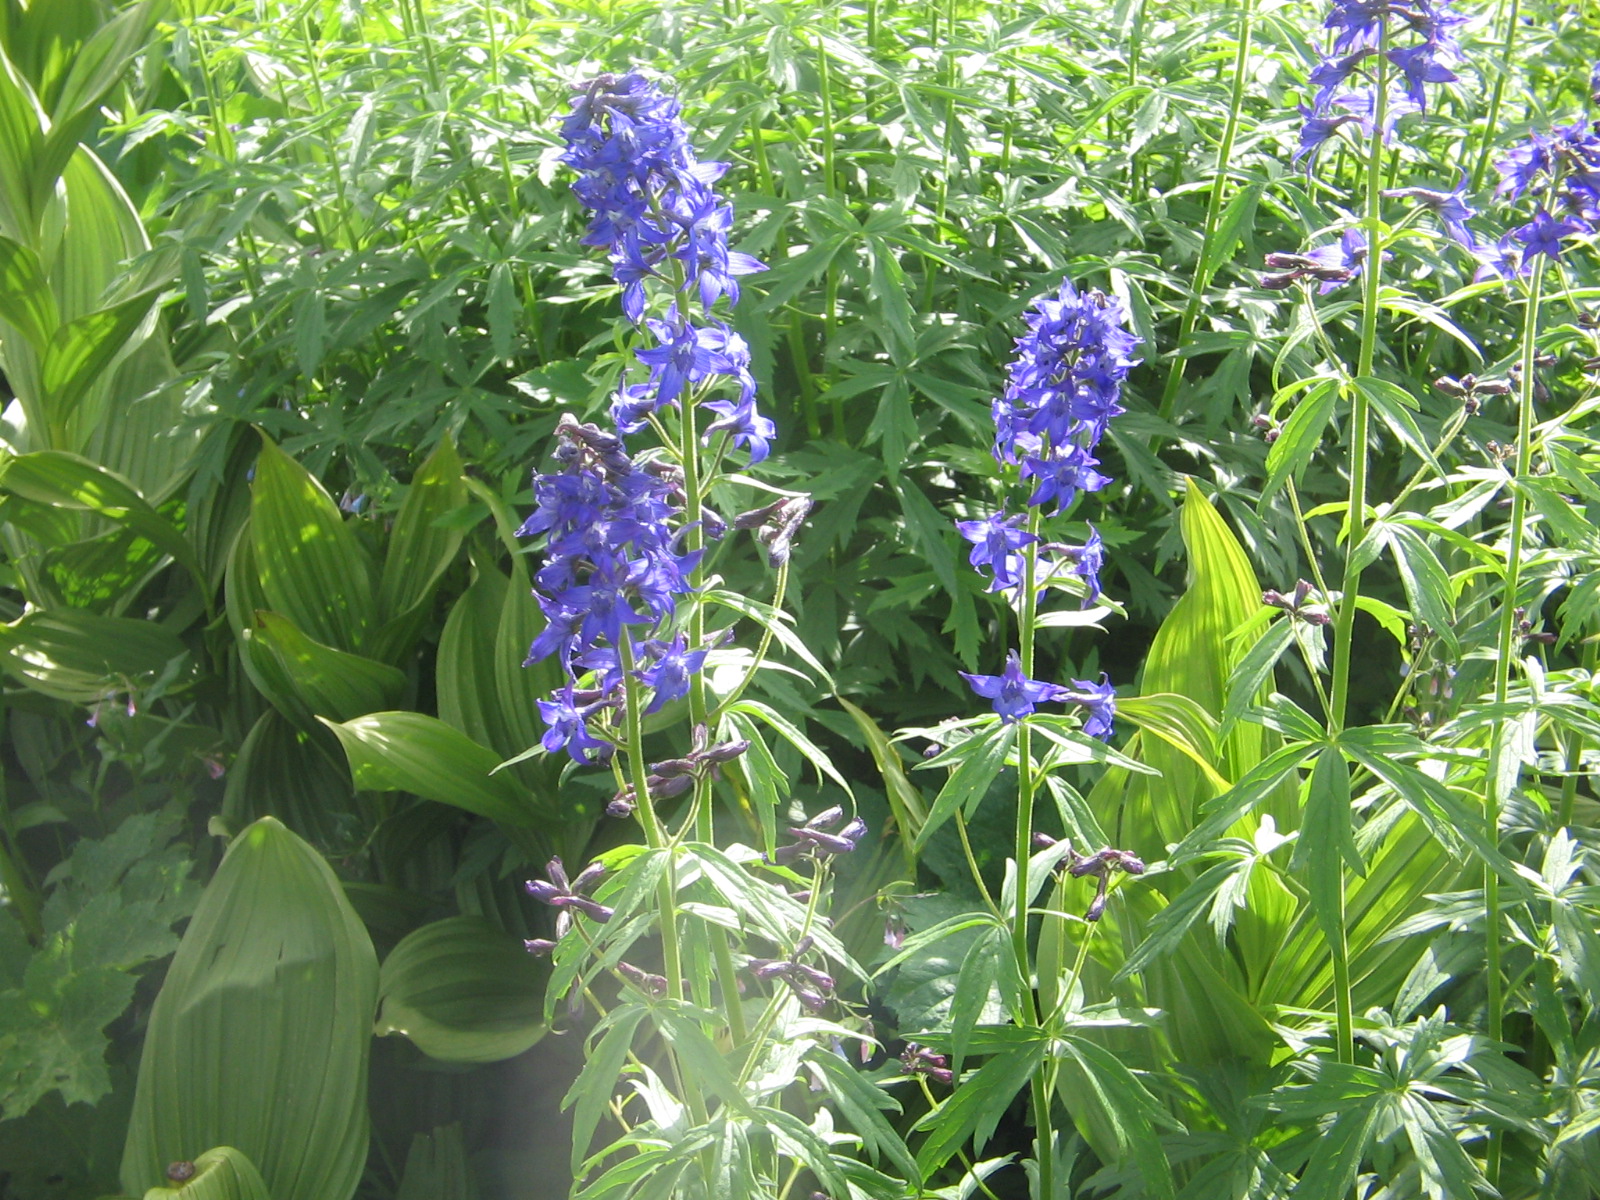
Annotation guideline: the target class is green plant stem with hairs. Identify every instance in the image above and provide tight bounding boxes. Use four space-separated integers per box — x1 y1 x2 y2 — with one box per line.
1323 37 1390 1072
1156 0 1256 426
1482 268 1546 1185
1013 506 1055 1200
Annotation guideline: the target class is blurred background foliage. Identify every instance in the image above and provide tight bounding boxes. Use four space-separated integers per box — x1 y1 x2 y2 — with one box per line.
0 0 1598 1195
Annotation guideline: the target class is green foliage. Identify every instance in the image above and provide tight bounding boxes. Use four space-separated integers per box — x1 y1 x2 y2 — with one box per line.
120 817 378 1200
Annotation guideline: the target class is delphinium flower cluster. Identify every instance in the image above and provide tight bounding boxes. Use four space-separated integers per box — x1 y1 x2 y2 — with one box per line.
561 73 771 453
1296 0 1466 165
955 279 1139 740
1480 105 1600 278
520 73 776 769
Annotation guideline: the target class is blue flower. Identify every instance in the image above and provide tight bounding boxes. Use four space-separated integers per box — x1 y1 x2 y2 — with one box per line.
537 684 613 763
1511 210 1587 264
955 511 1037 593
1021 445 1111 514
703 395 777 464
635 634 709 712
959 650 1073 724
1061 674 1117 742
1383 177 1478 249
1069 526 1106 604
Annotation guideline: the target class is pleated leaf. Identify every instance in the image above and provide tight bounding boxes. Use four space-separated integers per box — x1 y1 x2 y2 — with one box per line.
120 817 378 1200
250 433 373 653
375 917 545 1063
140 1146 273 1200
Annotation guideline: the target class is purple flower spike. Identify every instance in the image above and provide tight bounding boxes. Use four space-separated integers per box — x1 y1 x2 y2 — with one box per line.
959 649 1072 724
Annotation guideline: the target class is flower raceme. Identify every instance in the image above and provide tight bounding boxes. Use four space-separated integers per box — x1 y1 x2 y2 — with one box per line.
1479 113 1600 278
1296 0 1464 164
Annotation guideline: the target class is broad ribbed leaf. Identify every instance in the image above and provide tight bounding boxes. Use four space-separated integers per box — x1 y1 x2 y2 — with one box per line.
249 613 406 722
321 711 539 826
39 289 161 425
395 1125 478 1200
375 917 545 1063
377 435 467 626
0 609 186 702
0 449 204 587
0 234 56 348
140 1146 273 1200
250 434 373 653
120 817 378 1200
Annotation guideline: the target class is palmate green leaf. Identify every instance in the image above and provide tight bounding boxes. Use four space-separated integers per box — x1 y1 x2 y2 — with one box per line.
1376 521 1457 652
913 723 1015 852
250 433 373 653
913 1030 1046 1175
565 1003 649 1176
1287 1102 1385 1200
948 925 1006 1075
121 818 378 1200
726 698 853 797
140 1146 274 1200
810 1049 920 1183
1115 857 1251 980
1292 749 1363 946
1263 378 1338 501
1219 618 1294 737
320 711 541 827
376 917 545 1063
1058 1036 1177 1200
0 947 135 1119
1355 376 1441 476
759 1103 849 1198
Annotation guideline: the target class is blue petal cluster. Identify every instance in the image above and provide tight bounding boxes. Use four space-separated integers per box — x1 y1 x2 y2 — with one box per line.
561 73 774 462
956 278 1137 740
1478 117 1600 278
1297 0 1464 164
519 418 703 761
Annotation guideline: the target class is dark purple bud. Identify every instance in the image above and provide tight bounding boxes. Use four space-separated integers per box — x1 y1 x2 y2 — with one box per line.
524 938 559 956
805 805 845 830
606 795 635 818
792 986 829 1013
749 958 790 980
1434 375 1467 397
1085 880 1109 922
1032 832 1059 850
701 738 750 764
732 499 785 530
794 963 835 991
567 896 614 923
545 857 571 891
702 507 728 541
1259 270 1302 290
794 934 815 956
1292 579 1313 608
526 879 564 905
649 773 694 799
650 756 699 778
570 861 608 894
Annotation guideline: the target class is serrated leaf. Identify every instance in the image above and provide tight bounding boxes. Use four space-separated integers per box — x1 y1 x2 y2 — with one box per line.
914 724 1015 851
913 1036 1045 1174
1264 379 1338 500
0 952 135 1119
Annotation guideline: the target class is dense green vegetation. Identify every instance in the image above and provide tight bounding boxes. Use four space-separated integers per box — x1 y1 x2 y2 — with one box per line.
1 0 1598 1196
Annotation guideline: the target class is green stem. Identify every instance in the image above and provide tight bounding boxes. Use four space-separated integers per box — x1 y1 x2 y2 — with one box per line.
1469 0 1521 192
1485 267 1545 1076
1321 29 1388 1073
1155 0 1255 426
1013 510 1054 1200
1557 638 1597 832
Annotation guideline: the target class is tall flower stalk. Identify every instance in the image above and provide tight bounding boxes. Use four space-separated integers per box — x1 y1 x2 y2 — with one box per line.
955 279 1139 1198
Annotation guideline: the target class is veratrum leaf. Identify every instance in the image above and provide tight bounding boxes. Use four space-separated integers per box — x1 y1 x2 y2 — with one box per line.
140 1146 273 1200
376 434 467 628
376 917 545 1063
0 608 186 702
320 711 541 826
250 433 373 653
120 817 378 1200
